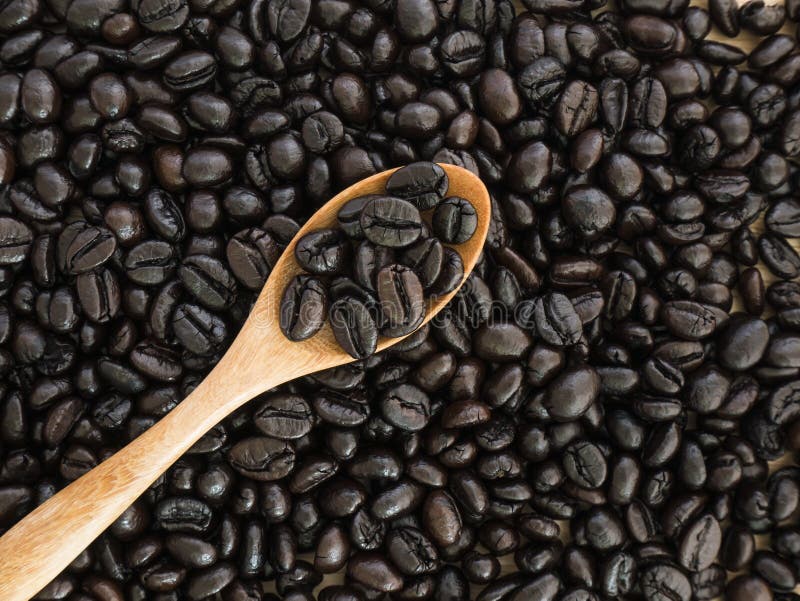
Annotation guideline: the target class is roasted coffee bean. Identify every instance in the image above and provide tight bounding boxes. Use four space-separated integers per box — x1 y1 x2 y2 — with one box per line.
329 297 378 359
377 264 425 337
64 226 116 275
337 195 376 240
227 437 295 481
124 241 177 286
677 514 722 571
178 255 236 310
386 162 448 210
226 228 279 290
534 292 582 346
280 275 327 342
760 234 800 279
295 229 350 275
556 80 599 136
563 186 616 241
361 196 423 248
182 146 233 188
433 197 478 244
0 217 32 265
401 238 444 289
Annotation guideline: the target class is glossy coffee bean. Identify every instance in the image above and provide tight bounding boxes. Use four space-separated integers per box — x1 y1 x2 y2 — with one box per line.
329 297 378 359
360 196 423 249
280 275 327 342
433 197 478 244
295 229 350 275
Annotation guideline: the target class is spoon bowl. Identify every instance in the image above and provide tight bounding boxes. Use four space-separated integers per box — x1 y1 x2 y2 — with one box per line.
0 164 490 601
253 163 492 371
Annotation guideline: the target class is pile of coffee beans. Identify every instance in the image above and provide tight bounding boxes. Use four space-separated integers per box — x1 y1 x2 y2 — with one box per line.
280 161 477 358
3 0 800 598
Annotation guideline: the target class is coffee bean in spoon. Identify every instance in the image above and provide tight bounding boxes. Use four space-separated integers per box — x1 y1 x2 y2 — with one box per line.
279 275 327 342
277 160 479 358
433 197 478 244
376 264 425 337
360 196 423 248
294 229 350 275
385 162 449 210
337 195 380 240
329 296 379 360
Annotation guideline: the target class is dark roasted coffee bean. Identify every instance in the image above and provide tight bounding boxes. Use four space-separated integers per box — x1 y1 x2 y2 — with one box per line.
556 80 598 136
401 238 444 290
563 186 616 240
759 234 800 279
386 162 448 210
360 196 423 248
380 383 430 432
0 217 32 265
227 437 295 481
295 229 350 275
377 264 425 337
534 292 582 346
545 365 600 421
280 275 327 342
64 226 116 275
338 195 377 240
329 297 378 359
433 197 478 244
164 51 217 92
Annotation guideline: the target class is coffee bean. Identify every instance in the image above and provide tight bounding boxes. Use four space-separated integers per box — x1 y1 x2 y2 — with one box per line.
178 255 237 310
433 197 478 244
279 275 327 342
329 297 378 359
0 217 32 265
171 303 226 356
347 552 404 592
544 366 600 421
678 514 722 571
563 186 616 240
295 229 350 275
661 301 718 340
401 238 444 290
386 162 448 210
555 80 599 137
337 195 376 240
124 240 177 286
478 69 522 126
182 147 232 187
76 269 120 324
360 196 423 248
227 436 295 481
376 264 425 337
164 51 217 92
64 225 116 275
534 292 583 346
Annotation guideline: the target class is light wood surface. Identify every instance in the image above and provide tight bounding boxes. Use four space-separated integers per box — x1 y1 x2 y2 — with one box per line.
0 165 490 601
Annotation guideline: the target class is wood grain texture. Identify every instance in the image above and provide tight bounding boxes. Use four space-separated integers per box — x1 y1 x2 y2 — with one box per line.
0 165 490 601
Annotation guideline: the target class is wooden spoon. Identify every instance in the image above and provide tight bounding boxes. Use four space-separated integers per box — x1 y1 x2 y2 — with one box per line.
0 164 490 601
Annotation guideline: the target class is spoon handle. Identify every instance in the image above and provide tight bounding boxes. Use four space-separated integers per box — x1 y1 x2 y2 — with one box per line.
0 321 293 601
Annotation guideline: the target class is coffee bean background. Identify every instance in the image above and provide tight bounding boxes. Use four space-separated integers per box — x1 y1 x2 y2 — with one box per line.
3 0 800 598
271 3 800 598
327 0 796 594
